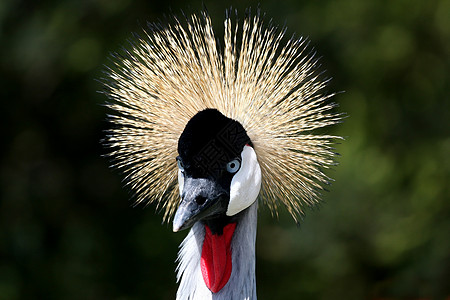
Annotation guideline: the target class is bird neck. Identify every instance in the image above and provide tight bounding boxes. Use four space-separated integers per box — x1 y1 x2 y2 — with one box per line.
176 201 258 300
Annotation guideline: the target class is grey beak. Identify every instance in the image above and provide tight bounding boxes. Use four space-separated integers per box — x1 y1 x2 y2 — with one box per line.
173 177 228 232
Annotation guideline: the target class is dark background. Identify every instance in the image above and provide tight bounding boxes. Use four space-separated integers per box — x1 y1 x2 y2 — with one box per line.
1 0 449 299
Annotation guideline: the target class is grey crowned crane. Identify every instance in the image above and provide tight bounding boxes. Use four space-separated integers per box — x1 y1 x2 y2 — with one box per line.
103 9 342 300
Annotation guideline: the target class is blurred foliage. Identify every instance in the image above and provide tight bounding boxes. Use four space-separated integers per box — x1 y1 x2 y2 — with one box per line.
1 0 449 299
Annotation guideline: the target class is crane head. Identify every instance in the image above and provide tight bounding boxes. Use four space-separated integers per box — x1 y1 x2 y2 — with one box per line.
173 109 261 232
103 10 343 225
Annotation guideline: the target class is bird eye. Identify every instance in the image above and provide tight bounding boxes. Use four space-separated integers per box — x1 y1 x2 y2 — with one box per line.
177 158 184 172
226 159 241 173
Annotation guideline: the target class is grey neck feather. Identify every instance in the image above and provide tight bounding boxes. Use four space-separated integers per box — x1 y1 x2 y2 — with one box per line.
176 201 258 300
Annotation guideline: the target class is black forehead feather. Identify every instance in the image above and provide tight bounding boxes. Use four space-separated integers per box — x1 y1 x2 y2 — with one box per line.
178 109 251 163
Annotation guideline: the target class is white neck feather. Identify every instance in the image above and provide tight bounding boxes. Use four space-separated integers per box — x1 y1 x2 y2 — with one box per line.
175 201 258 300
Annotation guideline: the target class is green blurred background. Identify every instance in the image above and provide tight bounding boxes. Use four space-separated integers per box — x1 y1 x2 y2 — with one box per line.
1 0 449 299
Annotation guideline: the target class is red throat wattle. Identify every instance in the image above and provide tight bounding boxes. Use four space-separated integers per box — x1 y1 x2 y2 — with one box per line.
200 222 236 293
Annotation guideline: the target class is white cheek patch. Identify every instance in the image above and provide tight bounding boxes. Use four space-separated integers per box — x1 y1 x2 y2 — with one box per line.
178 169 184 196
226 145 262 216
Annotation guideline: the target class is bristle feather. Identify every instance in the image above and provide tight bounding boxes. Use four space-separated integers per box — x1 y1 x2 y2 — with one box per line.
103 10 342 222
